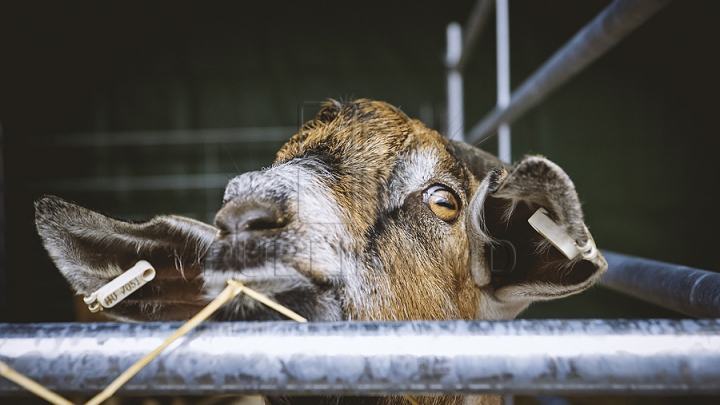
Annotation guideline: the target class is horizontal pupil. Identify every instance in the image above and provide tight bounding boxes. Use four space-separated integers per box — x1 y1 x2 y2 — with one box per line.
433 195 456 209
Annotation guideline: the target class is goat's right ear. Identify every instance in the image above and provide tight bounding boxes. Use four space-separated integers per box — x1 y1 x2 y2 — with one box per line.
466 157 607 319
35 195 217 321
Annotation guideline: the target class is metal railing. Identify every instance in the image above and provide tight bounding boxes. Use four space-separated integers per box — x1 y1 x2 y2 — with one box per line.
2 320 720 396
1 250 719 397
601 251 720 318
446 0 673 159
440 0 720 398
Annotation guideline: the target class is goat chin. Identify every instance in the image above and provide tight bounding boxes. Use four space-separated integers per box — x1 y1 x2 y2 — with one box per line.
35 99 607 404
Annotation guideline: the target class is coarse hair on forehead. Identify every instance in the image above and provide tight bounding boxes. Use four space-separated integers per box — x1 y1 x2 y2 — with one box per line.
276 99 471 200
275 99 415 165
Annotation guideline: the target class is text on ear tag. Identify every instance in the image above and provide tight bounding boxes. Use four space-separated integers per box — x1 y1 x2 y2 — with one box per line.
83 260 156 313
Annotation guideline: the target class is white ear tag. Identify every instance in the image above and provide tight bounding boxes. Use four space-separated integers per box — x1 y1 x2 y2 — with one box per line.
528 208 597 261
83 260 156 313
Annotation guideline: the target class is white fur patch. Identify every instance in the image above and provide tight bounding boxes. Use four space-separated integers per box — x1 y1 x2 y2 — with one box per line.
387 148 440 208
214 162 372 318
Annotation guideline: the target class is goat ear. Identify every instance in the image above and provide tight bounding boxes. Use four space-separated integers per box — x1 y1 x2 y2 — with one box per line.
299 99 343 132
466 157 607 319
35 195 216 321
316 99 343 124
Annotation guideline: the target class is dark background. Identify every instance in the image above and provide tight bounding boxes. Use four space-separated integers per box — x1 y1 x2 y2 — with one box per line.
1 0 719 335
2 1 720 404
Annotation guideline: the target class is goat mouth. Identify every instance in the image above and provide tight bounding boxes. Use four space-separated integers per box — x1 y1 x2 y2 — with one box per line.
202 265 305 287
202 239 345 321
202 268 342 322
204 236 311 273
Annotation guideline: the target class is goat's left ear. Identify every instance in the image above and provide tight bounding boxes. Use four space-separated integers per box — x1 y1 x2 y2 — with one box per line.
466 156 607 319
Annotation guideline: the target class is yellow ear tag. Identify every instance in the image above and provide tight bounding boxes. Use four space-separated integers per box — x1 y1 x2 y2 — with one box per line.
83 260 156 312
528 208 597 261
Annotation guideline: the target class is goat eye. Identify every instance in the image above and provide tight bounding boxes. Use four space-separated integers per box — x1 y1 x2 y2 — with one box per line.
423 186 460 222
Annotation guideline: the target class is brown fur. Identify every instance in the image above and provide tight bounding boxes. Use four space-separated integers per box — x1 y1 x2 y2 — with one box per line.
35 99 607 404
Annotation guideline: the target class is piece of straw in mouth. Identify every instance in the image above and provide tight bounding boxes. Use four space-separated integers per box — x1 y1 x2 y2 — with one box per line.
240 285 307 322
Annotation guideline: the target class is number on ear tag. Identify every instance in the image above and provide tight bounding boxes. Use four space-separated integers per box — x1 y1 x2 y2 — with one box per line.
83 261 156 312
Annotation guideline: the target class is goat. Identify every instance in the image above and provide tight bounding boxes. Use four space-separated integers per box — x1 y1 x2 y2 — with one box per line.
35 99 607 405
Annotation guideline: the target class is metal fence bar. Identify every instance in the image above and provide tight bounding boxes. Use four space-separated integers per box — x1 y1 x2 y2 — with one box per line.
456 0 495 74
446 23 465 142
495 0 511 163
446 0 495 142
601 251 720 318
495 7 513 403
467 0 673 145
2 320 720 396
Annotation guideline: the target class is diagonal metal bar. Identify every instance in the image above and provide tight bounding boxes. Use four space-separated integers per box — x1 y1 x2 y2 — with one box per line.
467 0 673 145
455 0 495 73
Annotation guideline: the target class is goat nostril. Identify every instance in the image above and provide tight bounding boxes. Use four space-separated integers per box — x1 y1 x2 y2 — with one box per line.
214 219 231 237
242 210 286 231
215 203 287 235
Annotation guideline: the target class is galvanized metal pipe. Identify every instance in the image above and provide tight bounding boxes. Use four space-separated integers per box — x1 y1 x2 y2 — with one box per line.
446 0 495 142
601 251 720 318
467 0 673 144
2 320 720 397
446 22 465 142
495 0 511 164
